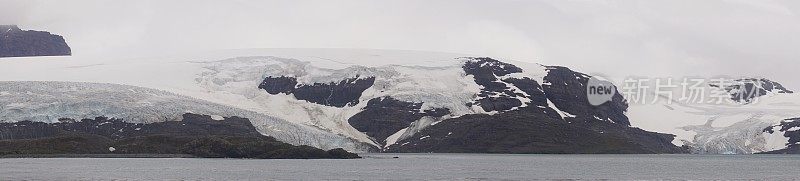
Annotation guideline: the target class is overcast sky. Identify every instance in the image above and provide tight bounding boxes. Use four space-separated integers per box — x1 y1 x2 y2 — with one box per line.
3 0 800 88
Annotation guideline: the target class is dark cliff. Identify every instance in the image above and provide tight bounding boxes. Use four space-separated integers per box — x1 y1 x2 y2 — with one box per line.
0 25 71 58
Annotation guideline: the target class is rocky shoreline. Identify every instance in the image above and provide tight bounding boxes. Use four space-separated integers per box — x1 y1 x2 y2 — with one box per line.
0 113 361 159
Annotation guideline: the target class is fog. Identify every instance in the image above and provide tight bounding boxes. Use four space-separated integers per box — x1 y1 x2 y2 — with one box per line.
3 0 800 88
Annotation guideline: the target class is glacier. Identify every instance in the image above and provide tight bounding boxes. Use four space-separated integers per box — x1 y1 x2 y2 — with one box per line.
1 48 797 153
627 78 800 153
0 81 373 152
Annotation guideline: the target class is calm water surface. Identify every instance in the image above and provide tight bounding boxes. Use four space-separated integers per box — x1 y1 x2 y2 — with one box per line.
1 154 798 180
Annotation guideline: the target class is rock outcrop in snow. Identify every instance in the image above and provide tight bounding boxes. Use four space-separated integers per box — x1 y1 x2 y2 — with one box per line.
260 75 376 107
348 97 450 145
709 78 793 104
0 25 71 58
249 56 682 153
762 118 800 154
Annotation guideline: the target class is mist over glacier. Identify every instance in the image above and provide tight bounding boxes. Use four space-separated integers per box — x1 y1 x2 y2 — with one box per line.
3 0 800 88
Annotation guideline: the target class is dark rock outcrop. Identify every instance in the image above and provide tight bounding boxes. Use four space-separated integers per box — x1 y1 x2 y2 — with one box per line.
0 25 71 58
462 58 562 120
541 66 630 126
384 106 684 154
258 76 297 94
348 97 450 144
259 75 375 107
710 78 793 103
0 113 360 159
461 57 628 125
463 57 526 112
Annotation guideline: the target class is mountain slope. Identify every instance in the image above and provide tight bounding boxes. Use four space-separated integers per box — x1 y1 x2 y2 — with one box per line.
0 81 374 152
0 49 682 153
384 107 682 153
245 55 681 153
0 113 360 159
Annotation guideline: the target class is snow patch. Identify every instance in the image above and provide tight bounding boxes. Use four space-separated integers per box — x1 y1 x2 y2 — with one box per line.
563 111 577 118
546 99 569 120
209 115 224 121
384 128 408 147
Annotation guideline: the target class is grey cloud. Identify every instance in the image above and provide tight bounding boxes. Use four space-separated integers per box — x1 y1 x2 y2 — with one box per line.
3 0 800 88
